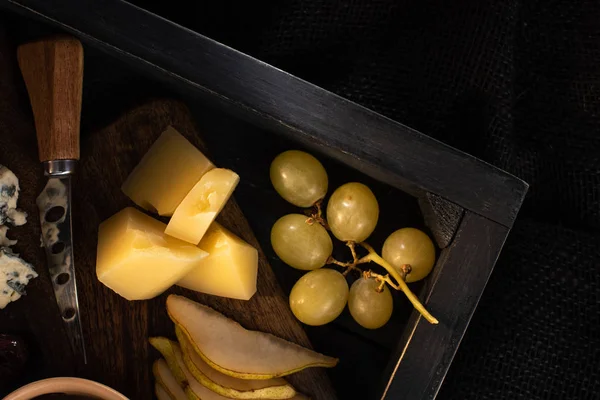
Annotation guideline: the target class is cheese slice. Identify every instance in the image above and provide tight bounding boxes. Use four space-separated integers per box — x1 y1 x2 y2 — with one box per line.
177 222 258 300
96 207 208 300
165 169 239 245
121 126 215 216
153 359 187 400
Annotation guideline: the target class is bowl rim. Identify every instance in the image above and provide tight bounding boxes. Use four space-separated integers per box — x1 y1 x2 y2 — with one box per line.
3 377 129 400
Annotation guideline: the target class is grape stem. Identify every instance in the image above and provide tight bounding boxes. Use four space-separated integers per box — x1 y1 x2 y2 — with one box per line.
328 242 368 276
365 271 388 293
359 242 439 325
305 199 329 229
347 241 359 263
327 256 361 276
327 241 439 324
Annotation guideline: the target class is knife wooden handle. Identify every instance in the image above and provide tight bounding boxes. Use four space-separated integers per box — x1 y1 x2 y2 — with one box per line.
18 35 83 162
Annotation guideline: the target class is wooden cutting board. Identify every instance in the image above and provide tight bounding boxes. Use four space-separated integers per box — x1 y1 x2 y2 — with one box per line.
0 31 337 399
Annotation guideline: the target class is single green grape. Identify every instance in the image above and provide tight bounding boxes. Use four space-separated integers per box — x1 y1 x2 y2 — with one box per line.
270 150 328 207
271 214 333 270
289 269 349 326
348 277 393 329
326 182 379 242
382 228 435 283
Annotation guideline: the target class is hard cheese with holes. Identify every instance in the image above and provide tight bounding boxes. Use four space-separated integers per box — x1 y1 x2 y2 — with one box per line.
102 125 256 302
121 126 215 216
96 207 208 300
177 221 258 300
165 168 239 245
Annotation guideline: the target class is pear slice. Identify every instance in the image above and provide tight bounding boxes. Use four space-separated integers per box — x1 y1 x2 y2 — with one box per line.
166 295 338 379
155 382 172 400
153 359 187 400
150 338 187 385
150 337 231 400
176 327 297 399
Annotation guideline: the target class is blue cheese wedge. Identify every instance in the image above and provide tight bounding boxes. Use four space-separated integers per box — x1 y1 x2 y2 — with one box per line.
0 226 17 247
0 164 36 309
0 248 37 309
0 165 27 227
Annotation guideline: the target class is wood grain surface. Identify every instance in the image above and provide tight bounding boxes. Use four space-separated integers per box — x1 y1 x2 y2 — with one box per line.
17 35 83 162
75 99 337 399
0 28 336 398
418 193 464 249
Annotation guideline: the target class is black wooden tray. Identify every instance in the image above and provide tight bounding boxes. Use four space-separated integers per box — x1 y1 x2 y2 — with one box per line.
0 1 528 399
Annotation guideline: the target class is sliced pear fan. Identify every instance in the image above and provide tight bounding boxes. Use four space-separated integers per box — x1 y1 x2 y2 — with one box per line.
150 337 187 386
176 327 297 399
150 337 231 400
153 359 187 400
155 382 172 400
166 295 338 380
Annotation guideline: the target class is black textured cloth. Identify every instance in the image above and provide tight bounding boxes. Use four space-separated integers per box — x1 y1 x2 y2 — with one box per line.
132 1 600 398
131 0 600 398
10 0 598 398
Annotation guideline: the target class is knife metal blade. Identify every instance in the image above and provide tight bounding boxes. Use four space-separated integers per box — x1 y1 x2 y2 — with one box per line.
37 173 87 364
18 36 86 364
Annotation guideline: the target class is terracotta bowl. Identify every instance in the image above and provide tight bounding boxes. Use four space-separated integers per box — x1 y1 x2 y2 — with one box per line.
3 377 128 400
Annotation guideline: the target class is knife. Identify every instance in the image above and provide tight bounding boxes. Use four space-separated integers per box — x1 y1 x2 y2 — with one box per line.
17 36 87 364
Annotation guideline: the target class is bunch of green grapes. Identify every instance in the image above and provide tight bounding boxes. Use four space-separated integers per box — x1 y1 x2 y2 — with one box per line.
270 150 437 329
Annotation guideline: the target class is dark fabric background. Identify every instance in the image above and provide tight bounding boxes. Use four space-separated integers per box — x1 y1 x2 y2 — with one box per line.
1 0 597 398
127 0 600 398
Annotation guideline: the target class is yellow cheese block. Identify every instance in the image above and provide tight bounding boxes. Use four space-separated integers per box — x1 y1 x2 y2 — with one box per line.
165 168 239 244
177 222 258 300
121 126 215 216
96 207 208 300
